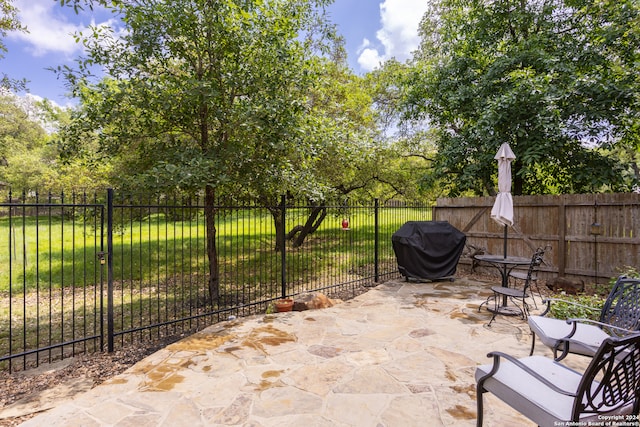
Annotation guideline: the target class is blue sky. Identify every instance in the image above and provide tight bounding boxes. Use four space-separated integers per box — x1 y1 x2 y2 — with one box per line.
4 0 429 106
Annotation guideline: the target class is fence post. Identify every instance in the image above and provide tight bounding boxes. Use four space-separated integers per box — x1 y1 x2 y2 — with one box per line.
280 195 287 298
106 188 114 352
374 198 380 283
98 205 105 353
557 195 566 277
7 190 13 371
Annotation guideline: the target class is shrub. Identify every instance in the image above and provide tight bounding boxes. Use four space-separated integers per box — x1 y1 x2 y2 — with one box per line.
548 294 606 321
548 269 640 320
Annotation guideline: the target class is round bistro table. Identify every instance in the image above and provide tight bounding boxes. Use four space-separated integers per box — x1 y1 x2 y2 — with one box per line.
474 254 531 315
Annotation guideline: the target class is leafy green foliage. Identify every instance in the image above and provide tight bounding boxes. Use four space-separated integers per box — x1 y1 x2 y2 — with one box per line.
362 61 442 201
403 0 640 196
0 95 111 193
548 270 640 320
0 95 51 189
548 294 606 321
0 0 27 91
55 0 349 297
57 0 335 199
614 266 640 280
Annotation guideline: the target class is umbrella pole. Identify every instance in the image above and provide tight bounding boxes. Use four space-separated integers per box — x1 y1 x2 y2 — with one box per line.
503 224 508 259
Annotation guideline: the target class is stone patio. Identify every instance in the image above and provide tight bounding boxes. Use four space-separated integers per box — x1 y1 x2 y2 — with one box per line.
13 276 589 426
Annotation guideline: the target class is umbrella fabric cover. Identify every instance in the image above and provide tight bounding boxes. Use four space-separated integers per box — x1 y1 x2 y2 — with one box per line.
490 143 516 227
392 221 466 280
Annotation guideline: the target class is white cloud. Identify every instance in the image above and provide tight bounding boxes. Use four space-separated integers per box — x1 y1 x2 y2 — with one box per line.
357 0 429 71
9 0 83 57
356 38 384 71
8 0 114 58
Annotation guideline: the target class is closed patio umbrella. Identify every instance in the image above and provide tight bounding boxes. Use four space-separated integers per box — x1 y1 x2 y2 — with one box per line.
490 143 515 257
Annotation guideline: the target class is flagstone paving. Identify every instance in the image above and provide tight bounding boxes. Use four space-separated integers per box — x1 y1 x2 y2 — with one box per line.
15 276 589 426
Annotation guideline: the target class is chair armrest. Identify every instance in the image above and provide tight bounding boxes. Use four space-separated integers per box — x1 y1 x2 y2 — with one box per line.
479 351 577 397
539 297 599 317
551 319 639 360
565 318 639 336
543 298 600 311
556 317 616 341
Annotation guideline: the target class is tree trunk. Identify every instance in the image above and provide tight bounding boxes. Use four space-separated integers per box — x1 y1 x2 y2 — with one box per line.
291 206 326 247
269 207 285 252
204 185 219 302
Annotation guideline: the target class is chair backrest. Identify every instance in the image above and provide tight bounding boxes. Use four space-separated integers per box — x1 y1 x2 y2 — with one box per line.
573 333 640 420
599 276 640 332
523 246 547 285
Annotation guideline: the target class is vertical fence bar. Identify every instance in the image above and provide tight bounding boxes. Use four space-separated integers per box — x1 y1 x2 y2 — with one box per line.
280 195 286 298
107 189 114 352
166 196 172 332
81 193 87 354
47 192 53 361
129 196 135 345
35 192 40 365
374 198 380 283
93 193 99 352
99 201 105 352
194 195 201 330
241 202 247 315
21 191 27 370
71 192 76 355
8 190 13 372
138 199 144 339
59 192 65 361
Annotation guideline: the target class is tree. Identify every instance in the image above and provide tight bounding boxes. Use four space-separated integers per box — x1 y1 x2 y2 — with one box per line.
0 94 108 193
273 52 437 248
0 0 27 91
0 95 53 190
364 60 441 200
58 0 334 302
403 0 640 196
244 52 381 249
45 100 113 193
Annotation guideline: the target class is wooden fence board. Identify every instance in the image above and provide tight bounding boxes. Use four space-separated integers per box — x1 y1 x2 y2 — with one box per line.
434 193 640 285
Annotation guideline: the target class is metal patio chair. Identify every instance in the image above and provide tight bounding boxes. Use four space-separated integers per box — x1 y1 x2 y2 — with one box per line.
528 275 640 361
485 247 547 326
507 245 549 309
475 333 640 426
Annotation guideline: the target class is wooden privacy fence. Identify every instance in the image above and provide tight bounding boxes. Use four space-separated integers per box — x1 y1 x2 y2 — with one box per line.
433 193 640 285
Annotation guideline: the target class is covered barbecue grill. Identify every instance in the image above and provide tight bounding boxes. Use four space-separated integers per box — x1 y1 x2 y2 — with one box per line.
392 221 466 281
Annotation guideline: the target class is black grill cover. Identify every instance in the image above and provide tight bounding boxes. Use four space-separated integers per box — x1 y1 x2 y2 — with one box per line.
392 221 466 280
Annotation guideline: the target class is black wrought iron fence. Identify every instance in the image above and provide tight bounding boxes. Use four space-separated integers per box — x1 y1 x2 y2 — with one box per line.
0 189 433 372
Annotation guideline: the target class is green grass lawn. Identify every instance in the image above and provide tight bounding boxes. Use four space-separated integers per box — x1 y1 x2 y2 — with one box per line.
0 206 431 294
1 204 432 369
